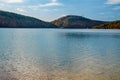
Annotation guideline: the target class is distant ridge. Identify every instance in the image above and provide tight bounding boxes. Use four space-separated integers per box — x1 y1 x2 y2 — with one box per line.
0 10 57 28
93 21 120 29
51 15 108 28
0 10 119 29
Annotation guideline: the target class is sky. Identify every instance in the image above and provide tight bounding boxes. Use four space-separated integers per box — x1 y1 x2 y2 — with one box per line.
0 0 120 21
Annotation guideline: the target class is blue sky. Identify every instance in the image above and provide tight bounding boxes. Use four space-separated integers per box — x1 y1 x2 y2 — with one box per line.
0 0 120 21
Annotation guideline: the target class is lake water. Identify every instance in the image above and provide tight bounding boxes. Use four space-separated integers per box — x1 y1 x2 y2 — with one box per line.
0 29 120 80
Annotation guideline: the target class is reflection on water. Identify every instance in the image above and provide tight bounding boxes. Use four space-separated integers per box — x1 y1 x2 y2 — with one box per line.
0 29 120 80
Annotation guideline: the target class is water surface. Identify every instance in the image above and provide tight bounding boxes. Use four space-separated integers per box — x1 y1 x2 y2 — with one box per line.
0 29 120 80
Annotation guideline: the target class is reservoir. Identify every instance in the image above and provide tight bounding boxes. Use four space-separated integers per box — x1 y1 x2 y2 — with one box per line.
0 29 120 80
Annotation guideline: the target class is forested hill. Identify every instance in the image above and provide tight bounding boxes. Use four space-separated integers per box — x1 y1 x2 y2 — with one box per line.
0 10 119 29
0 10 57 28
51 15 107 29
93 21 120 29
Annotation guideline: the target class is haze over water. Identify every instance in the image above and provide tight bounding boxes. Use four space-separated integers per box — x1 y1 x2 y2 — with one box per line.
0 29 120 80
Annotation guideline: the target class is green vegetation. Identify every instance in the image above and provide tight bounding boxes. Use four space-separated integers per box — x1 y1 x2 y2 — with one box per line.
51 15 107 28
0 10 57 28
0 10 120 29
93 21 120 29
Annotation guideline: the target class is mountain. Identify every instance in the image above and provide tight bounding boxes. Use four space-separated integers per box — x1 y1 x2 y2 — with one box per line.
51 15 107 28
93 21 120 29
0 11 119 29
0 10 57 28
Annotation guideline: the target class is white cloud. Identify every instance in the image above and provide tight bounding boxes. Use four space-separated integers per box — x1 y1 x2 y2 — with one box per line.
27 0 63 11
53 9 59 11
0 3 4 6
39 3 63 7
42 9 59 12
0 0 23 3
42 9 50 12
106 0 120 4
16 8 26 12
52 0 57 2
60 14 68 17
38 0 63 7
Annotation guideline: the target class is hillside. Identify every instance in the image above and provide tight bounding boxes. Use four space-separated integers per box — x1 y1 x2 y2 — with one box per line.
51 15 107 28
93 21 120 29
0 11 119 29
0 10 57 28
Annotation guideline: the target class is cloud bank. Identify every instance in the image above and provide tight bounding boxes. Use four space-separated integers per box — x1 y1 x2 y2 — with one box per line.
106 0 120 4
39 0 63 7
0 0 24 3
